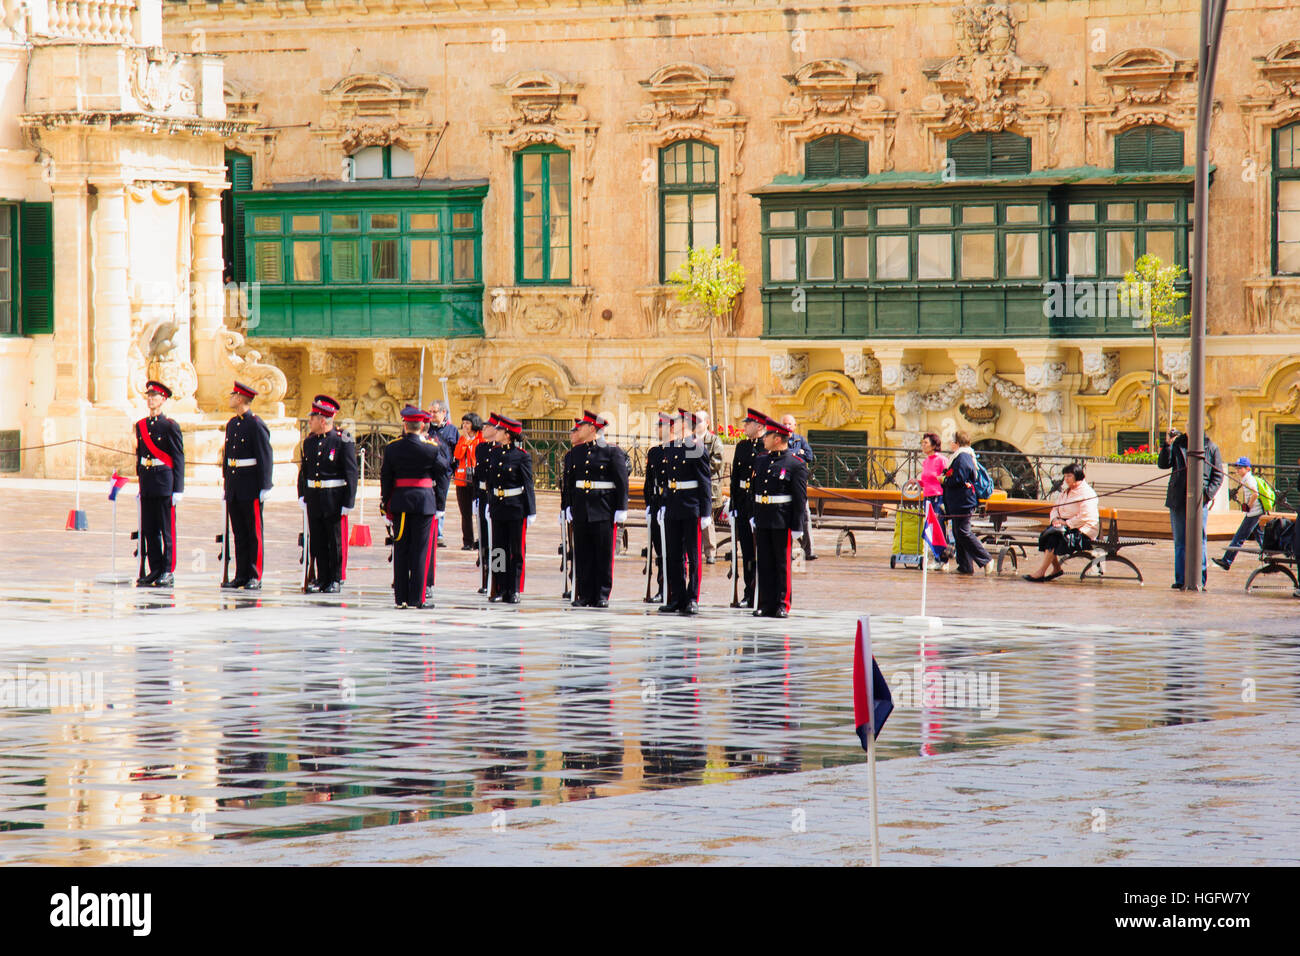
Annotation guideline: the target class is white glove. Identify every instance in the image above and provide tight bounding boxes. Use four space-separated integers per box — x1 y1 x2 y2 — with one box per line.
297 496 305 507
341 505 352 515
172 492 183 506
658 506 666 523
527 513 536 528
565 507 573 521
614 510 627 524
644 507 652 523
700 515 712 530
749 517 756 530
436 511 445 525
259 488 271 502
485 504 491 521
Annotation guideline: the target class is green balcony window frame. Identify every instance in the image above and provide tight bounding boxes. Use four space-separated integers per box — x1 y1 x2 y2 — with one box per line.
659 140 719 282
514 143 571 286
1274 122 1300 275
1052 190 1191 280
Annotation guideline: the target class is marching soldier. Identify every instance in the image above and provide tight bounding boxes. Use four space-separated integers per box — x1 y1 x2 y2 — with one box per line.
750 416 809 618
297 394 358 594
728 408 767 608
222 381 274 590
656 409 711 616
642 411 673 603
475 413 503 595
380 406 447 609
135 380 185 588
565 410 629 607
487 415 536 604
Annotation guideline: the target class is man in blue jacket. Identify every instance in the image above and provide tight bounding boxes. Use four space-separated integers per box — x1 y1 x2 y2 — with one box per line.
941 430 991 574
781 414 818 560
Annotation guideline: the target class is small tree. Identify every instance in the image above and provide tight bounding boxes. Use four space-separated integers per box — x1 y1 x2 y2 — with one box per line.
667 245 747 424
1117 254 1187 450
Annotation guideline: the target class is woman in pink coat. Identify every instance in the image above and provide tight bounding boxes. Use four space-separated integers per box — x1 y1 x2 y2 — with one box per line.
1023 463 1100 582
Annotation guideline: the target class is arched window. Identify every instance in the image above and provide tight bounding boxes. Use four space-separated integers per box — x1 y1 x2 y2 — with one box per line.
349 144 415 180
804 135 868 178
1275 122 1300 274
1114 125 1184 172
946 132 1031 177
659 140 719 281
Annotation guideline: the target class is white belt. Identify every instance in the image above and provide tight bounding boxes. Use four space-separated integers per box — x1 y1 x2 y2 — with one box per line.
756 494 793 504
492 486 524 497
307 479 347 489
478 481 487 490
666 480 699 490
228 458 257 467
140 457 165 468
576 480 615 490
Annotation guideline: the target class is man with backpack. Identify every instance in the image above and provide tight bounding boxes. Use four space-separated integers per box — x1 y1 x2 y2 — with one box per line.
1213 456 1268 571
942 431 992 575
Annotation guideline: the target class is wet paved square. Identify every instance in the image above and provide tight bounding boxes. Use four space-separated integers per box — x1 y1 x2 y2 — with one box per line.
1 486 1298 864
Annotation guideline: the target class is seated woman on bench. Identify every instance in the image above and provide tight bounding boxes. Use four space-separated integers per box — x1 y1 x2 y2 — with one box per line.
1024 463 1099 582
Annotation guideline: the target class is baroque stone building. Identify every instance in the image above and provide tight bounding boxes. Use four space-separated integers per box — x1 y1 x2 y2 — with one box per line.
6 0 1300 476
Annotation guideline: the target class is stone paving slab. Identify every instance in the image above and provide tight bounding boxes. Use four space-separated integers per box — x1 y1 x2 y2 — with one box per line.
186 713 1299 867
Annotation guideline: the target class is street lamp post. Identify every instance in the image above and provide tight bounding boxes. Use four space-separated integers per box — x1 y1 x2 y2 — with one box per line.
1186 0 1229 592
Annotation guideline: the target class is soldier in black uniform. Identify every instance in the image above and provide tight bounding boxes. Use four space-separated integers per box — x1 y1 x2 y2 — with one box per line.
728 408 767 608
222 381 274 590
487 416 536 604
642 411 672 603
557 416 583 596
656 409 712 616
750 416 809 618
134 380 185 588
475 414 503 594
380 406 448 609
297 394 359 594
565 410 629 607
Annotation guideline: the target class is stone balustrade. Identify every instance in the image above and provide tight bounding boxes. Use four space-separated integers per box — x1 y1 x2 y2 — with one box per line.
24 0 152 46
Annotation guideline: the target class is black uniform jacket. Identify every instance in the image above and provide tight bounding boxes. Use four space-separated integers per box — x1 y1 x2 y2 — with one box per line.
135 414 185 497
565 439 629 522
380 432 448 517
297 428 359 510
750 448 808 531
656 439 711 521
729 438 758 517
484 444 536 520
223 412 273 502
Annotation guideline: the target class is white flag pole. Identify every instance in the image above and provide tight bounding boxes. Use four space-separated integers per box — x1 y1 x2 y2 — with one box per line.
906 503 942 633
860 615 881 867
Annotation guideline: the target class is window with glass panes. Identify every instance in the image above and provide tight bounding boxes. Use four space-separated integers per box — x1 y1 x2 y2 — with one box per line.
1275 122 1300 275
660 140 719 281
1055 195 1187 278
762 198 1047 284
515 144 571 284
349 145 416 181
0 204 12 335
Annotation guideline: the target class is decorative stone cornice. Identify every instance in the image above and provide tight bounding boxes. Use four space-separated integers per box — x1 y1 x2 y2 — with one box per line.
313 71 440 180
1081 47 1197 166
19 111 254 138
775 58 897 174
841 348 882 395
485 286 594 340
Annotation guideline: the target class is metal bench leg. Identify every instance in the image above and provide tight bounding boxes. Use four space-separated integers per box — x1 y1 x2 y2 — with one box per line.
1244 563 1298 593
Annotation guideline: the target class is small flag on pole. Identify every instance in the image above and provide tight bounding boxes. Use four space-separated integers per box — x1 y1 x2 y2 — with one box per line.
853 617 893 748
108 471 130 501
922 501 947 563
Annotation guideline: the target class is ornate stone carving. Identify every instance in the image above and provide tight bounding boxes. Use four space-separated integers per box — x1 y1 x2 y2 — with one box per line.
636 287 724 337
1023 361 1066 389
919 380 963 411
127 48 196 115
1243 278 1300 333
217 328 288 404
353 378 401 423
842 349 882 395
880 362 922 391
770 352 809 394
271 349 303 406
627 63 747 278
314 73 437 182
1240 42 1300 280
1162 349 1191 394
775 59 897 173
486 287 594 339
916 2 1061 169
510 376 567 418
657 376 707 413
1082 48 1197 165
809 383 856 430
1081 349 1120 393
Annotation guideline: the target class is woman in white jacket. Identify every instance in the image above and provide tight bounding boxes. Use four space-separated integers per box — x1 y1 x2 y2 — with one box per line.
1023 463 1099 582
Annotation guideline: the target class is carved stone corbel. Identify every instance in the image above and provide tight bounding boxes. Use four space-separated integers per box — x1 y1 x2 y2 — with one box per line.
842 349 882 395
770 352 809 394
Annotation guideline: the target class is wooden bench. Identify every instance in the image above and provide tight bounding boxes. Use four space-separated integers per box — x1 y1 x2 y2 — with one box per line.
991 507 1155 584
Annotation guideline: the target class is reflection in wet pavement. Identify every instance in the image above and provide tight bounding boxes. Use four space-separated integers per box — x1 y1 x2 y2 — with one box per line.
0 582 1296 864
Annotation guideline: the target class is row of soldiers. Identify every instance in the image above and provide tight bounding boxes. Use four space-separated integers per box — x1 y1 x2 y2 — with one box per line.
132 381 808 617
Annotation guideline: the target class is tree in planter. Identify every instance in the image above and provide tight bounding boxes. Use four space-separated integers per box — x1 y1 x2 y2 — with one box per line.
1117 254 1188 450
667 245 746 424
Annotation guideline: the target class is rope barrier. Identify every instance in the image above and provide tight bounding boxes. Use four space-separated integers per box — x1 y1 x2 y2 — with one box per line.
3 437 299 467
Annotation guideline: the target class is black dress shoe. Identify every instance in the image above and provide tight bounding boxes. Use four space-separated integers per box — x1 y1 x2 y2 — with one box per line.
477 586 488 594
136 574 157 588
680 603 698 616
805 553 818 561
151 573 175 588
425 587 435 603
305 582 322 593
658 605 679 614
504 593 520 604
753 608 765 617
571 599 585 608
644 592 663 604
322 581 341 594
242 578 261 591
489 594 501 602
224 578 246 590
705 556 716 565
1170 583 1184 590
772 607 788 618
595 599 609 608
462 544 477 551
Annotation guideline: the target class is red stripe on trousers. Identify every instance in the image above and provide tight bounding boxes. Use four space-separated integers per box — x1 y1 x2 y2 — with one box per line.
340 514 349 581
169 506 177 572
419 514 436 606
254 500 263 578
519 520 527 593
610 522 618 595
784 530 792 611
694 520 702 599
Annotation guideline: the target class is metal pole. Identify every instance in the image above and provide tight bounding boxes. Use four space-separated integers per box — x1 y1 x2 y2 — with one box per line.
418 345 426 408
1186 0 1228 592
357 448 365 524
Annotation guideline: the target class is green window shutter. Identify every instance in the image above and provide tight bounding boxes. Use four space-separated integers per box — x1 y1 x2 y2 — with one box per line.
227 152 253 284
1116 430 1150 455
19 202 54 335
1115 126 1184 172
1148 127 1184 170
1275 424 1300 470
989 132 1031 175
804 135 868 178
948 133 990 176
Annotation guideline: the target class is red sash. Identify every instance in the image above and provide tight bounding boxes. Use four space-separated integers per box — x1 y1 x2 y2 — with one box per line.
137 418 175 469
